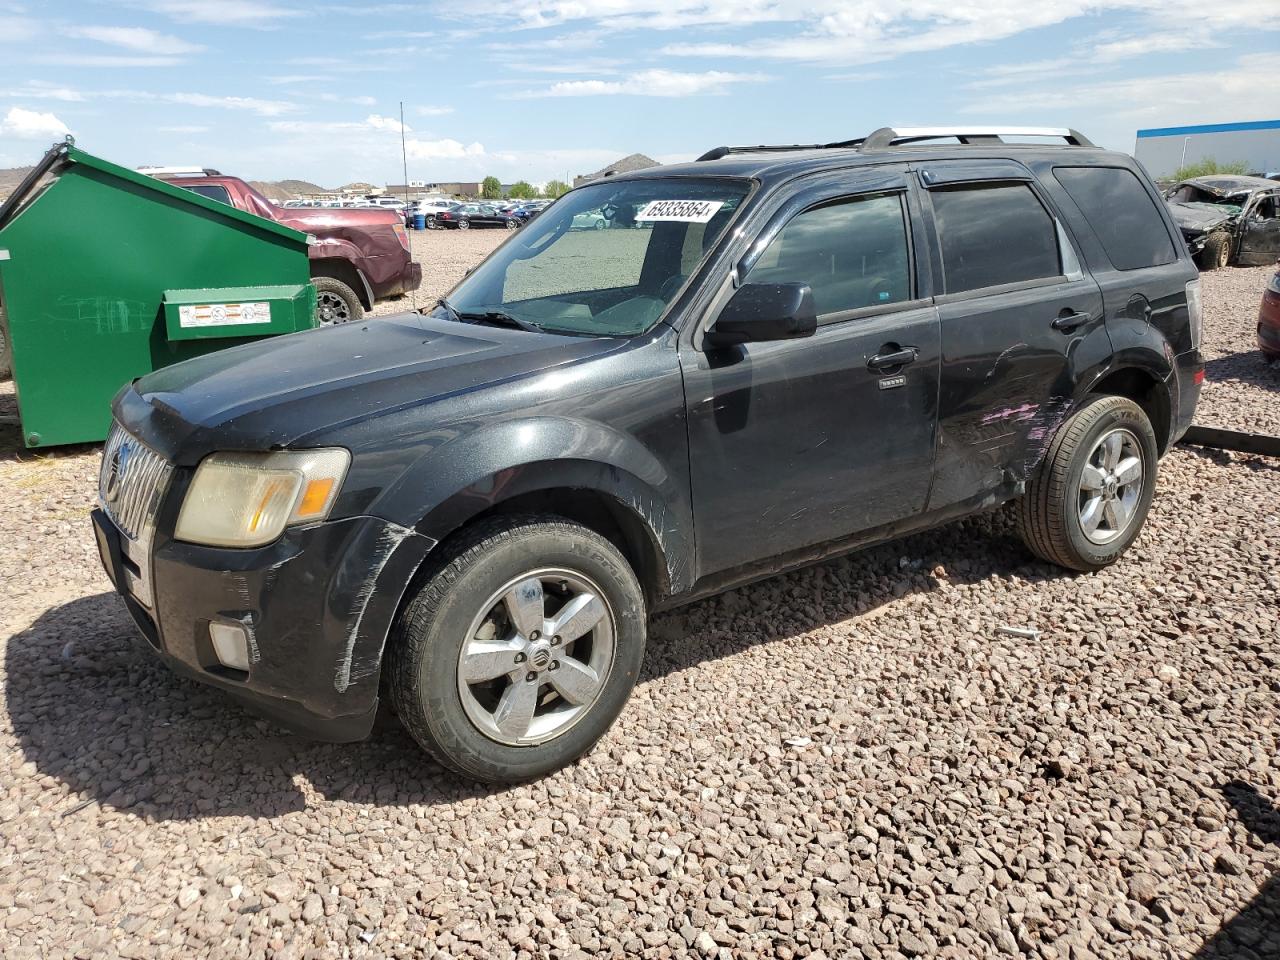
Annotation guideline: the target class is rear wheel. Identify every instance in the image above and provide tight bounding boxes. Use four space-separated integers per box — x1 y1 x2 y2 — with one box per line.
1016 395 1158 571
1198 231 1231 270
425 215 438 229
313 276 364 325
387 516 646 782
458 218 470 231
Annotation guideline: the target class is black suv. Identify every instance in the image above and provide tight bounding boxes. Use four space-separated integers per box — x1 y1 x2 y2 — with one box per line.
92 126 1203 782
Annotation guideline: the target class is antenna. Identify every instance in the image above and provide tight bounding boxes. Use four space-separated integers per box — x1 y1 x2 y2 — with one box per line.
399 99 417 311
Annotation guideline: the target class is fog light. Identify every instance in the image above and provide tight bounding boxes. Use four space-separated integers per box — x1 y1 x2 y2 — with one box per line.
209 621 250 672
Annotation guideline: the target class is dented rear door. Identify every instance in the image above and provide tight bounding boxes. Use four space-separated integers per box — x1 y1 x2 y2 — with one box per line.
916 162 1109 510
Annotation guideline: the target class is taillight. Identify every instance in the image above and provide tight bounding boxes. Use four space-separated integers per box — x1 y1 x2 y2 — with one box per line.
392 224 410 251
1185 278 1202 350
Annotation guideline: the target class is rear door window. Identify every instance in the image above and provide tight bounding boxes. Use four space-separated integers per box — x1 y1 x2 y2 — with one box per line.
1054 166 1176 270
930 183 1060 294
746 192 912 319
180 184 231 205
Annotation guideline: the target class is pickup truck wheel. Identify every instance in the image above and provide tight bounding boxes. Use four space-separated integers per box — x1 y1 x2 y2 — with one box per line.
313 277 364 325
1197 231 1231 270
1016 395 1158 572
387 515 646 783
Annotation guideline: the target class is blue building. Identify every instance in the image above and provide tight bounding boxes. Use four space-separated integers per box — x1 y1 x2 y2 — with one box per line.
1134 120 1280 178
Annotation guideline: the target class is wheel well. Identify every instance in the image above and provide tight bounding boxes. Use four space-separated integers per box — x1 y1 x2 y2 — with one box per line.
1090 367 1172 452
463 488 669 606
311 259 371 308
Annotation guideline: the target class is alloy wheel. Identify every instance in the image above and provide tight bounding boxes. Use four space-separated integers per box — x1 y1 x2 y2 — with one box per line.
456 569 616 746
316 290 351 325
1078 427 1144 545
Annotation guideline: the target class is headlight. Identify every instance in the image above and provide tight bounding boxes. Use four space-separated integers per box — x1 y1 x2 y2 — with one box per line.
175 448 350 548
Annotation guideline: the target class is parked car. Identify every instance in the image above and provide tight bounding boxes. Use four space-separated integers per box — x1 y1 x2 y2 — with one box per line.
570 210 607 230
437 203 520 230
98 126 1202 783
1259 261 1280 360
407 199 458 229
507 203 545 225
1164 175 1280 270
152 170 422 323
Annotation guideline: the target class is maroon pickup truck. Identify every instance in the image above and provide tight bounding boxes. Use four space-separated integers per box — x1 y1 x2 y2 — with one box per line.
156 171 422 323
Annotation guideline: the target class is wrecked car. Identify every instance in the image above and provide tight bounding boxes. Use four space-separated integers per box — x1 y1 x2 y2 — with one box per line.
93 126 1202 783
1164 175 1280 270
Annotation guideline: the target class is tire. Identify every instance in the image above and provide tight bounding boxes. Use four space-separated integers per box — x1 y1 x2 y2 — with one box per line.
505 218 518 230
425 215 437 230
1197 231 1231 271
593 219 605 230
313 276 364 325
457 218 470 230
387 515 646 783
1016 395 1159 572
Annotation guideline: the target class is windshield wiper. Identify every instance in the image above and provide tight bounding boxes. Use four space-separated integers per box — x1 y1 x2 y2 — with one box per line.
457 309 544 333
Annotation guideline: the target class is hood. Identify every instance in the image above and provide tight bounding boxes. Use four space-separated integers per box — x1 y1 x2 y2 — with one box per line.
119 315 626 462
1166 200 1234 236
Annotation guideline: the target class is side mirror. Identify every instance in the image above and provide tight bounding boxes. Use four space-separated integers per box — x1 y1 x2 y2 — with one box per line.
706 282 818 347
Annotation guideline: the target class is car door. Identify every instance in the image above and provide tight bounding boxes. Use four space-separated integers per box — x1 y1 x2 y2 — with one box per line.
1238 191 1280 266
681 169 941 577
917 162 1108 510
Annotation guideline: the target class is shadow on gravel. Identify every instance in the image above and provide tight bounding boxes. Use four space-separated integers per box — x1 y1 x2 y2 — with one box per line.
1203 351 1280 392
7 509 1063 820
1193 781 1280 959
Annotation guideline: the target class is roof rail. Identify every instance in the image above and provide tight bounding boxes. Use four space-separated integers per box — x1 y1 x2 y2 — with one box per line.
136 165 223 177
857 126 1095 150
696 126 1095 161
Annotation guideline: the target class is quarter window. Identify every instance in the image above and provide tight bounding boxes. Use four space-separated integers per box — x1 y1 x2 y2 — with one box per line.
180 184 231 205
931 183 1061 294
747 193 912 317
1054 166 1176 271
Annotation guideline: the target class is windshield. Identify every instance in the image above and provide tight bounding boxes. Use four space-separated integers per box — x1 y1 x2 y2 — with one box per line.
439 177 749 336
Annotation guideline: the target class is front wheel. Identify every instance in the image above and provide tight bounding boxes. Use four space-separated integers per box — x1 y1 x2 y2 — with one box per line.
387 516 646 782
1016 395 1158 571
313 276 364 325
1197 231 1231 270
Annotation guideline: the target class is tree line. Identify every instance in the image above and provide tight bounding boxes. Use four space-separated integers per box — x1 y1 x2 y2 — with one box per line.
479 176 572 201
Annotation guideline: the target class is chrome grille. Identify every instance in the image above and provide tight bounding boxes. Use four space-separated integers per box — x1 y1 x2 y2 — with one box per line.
99 423 172 541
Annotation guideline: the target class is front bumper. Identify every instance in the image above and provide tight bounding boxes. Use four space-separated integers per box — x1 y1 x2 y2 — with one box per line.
92 506 434 742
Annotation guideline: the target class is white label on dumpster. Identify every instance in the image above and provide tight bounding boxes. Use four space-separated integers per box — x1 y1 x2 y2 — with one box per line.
634 199 723 223
178 302 272 328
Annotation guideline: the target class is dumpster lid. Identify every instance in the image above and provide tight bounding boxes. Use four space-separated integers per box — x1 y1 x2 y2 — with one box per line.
163 284 313 304
0 138 307 246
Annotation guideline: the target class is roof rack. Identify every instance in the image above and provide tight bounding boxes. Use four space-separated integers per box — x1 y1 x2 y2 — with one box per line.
696 126 1095 162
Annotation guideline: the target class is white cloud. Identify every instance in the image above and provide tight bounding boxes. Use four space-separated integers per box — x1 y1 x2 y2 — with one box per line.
137 0 297 26
514 68 767 98
168 93 297 115
316 93 377 106
415 105 455 116
405 138 487 161
1090 32 1205 62
365 113 409 133
63 25 204 54
959 52 1280 134
33 54 184 67
0 82 86 101
0 106 71 140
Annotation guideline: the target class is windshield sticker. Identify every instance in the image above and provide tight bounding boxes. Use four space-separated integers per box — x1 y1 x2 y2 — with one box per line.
635 199 724 223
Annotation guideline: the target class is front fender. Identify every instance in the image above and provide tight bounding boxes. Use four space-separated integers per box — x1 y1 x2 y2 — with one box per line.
371 416 694 595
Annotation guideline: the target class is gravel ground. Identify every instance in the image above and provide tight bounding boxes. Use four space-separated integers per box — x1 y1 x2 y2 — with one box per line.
1 263 1277 960
368 229 507 317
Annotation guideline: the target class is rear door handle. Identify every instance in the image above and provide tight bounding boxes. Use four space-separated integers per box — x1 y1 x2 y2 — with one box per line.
1052 310 1092 333
867 347 918 372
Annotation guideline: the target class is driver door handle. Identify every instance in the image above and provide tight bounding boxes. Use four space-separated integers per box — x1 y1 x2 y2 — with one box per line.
867 347 918 372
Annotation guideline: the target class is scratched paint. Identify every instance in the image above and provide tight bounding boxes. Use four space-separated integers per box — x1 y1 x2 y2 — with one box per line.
333 522 420 693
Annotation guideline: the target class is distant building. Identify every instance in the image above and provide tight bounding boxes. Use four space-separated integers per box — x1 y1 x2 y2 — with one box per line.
573 154 659 188
1134 120 1280 178
386 181 481 198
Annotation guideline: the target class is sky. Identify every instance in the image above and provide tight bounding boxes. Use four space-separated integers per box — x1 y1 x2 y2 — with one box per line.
1 1 1278 189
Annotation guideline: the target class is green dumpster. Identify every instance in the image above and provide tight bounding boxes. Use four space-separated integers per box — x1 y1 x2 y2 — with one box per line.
0 137 317 448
